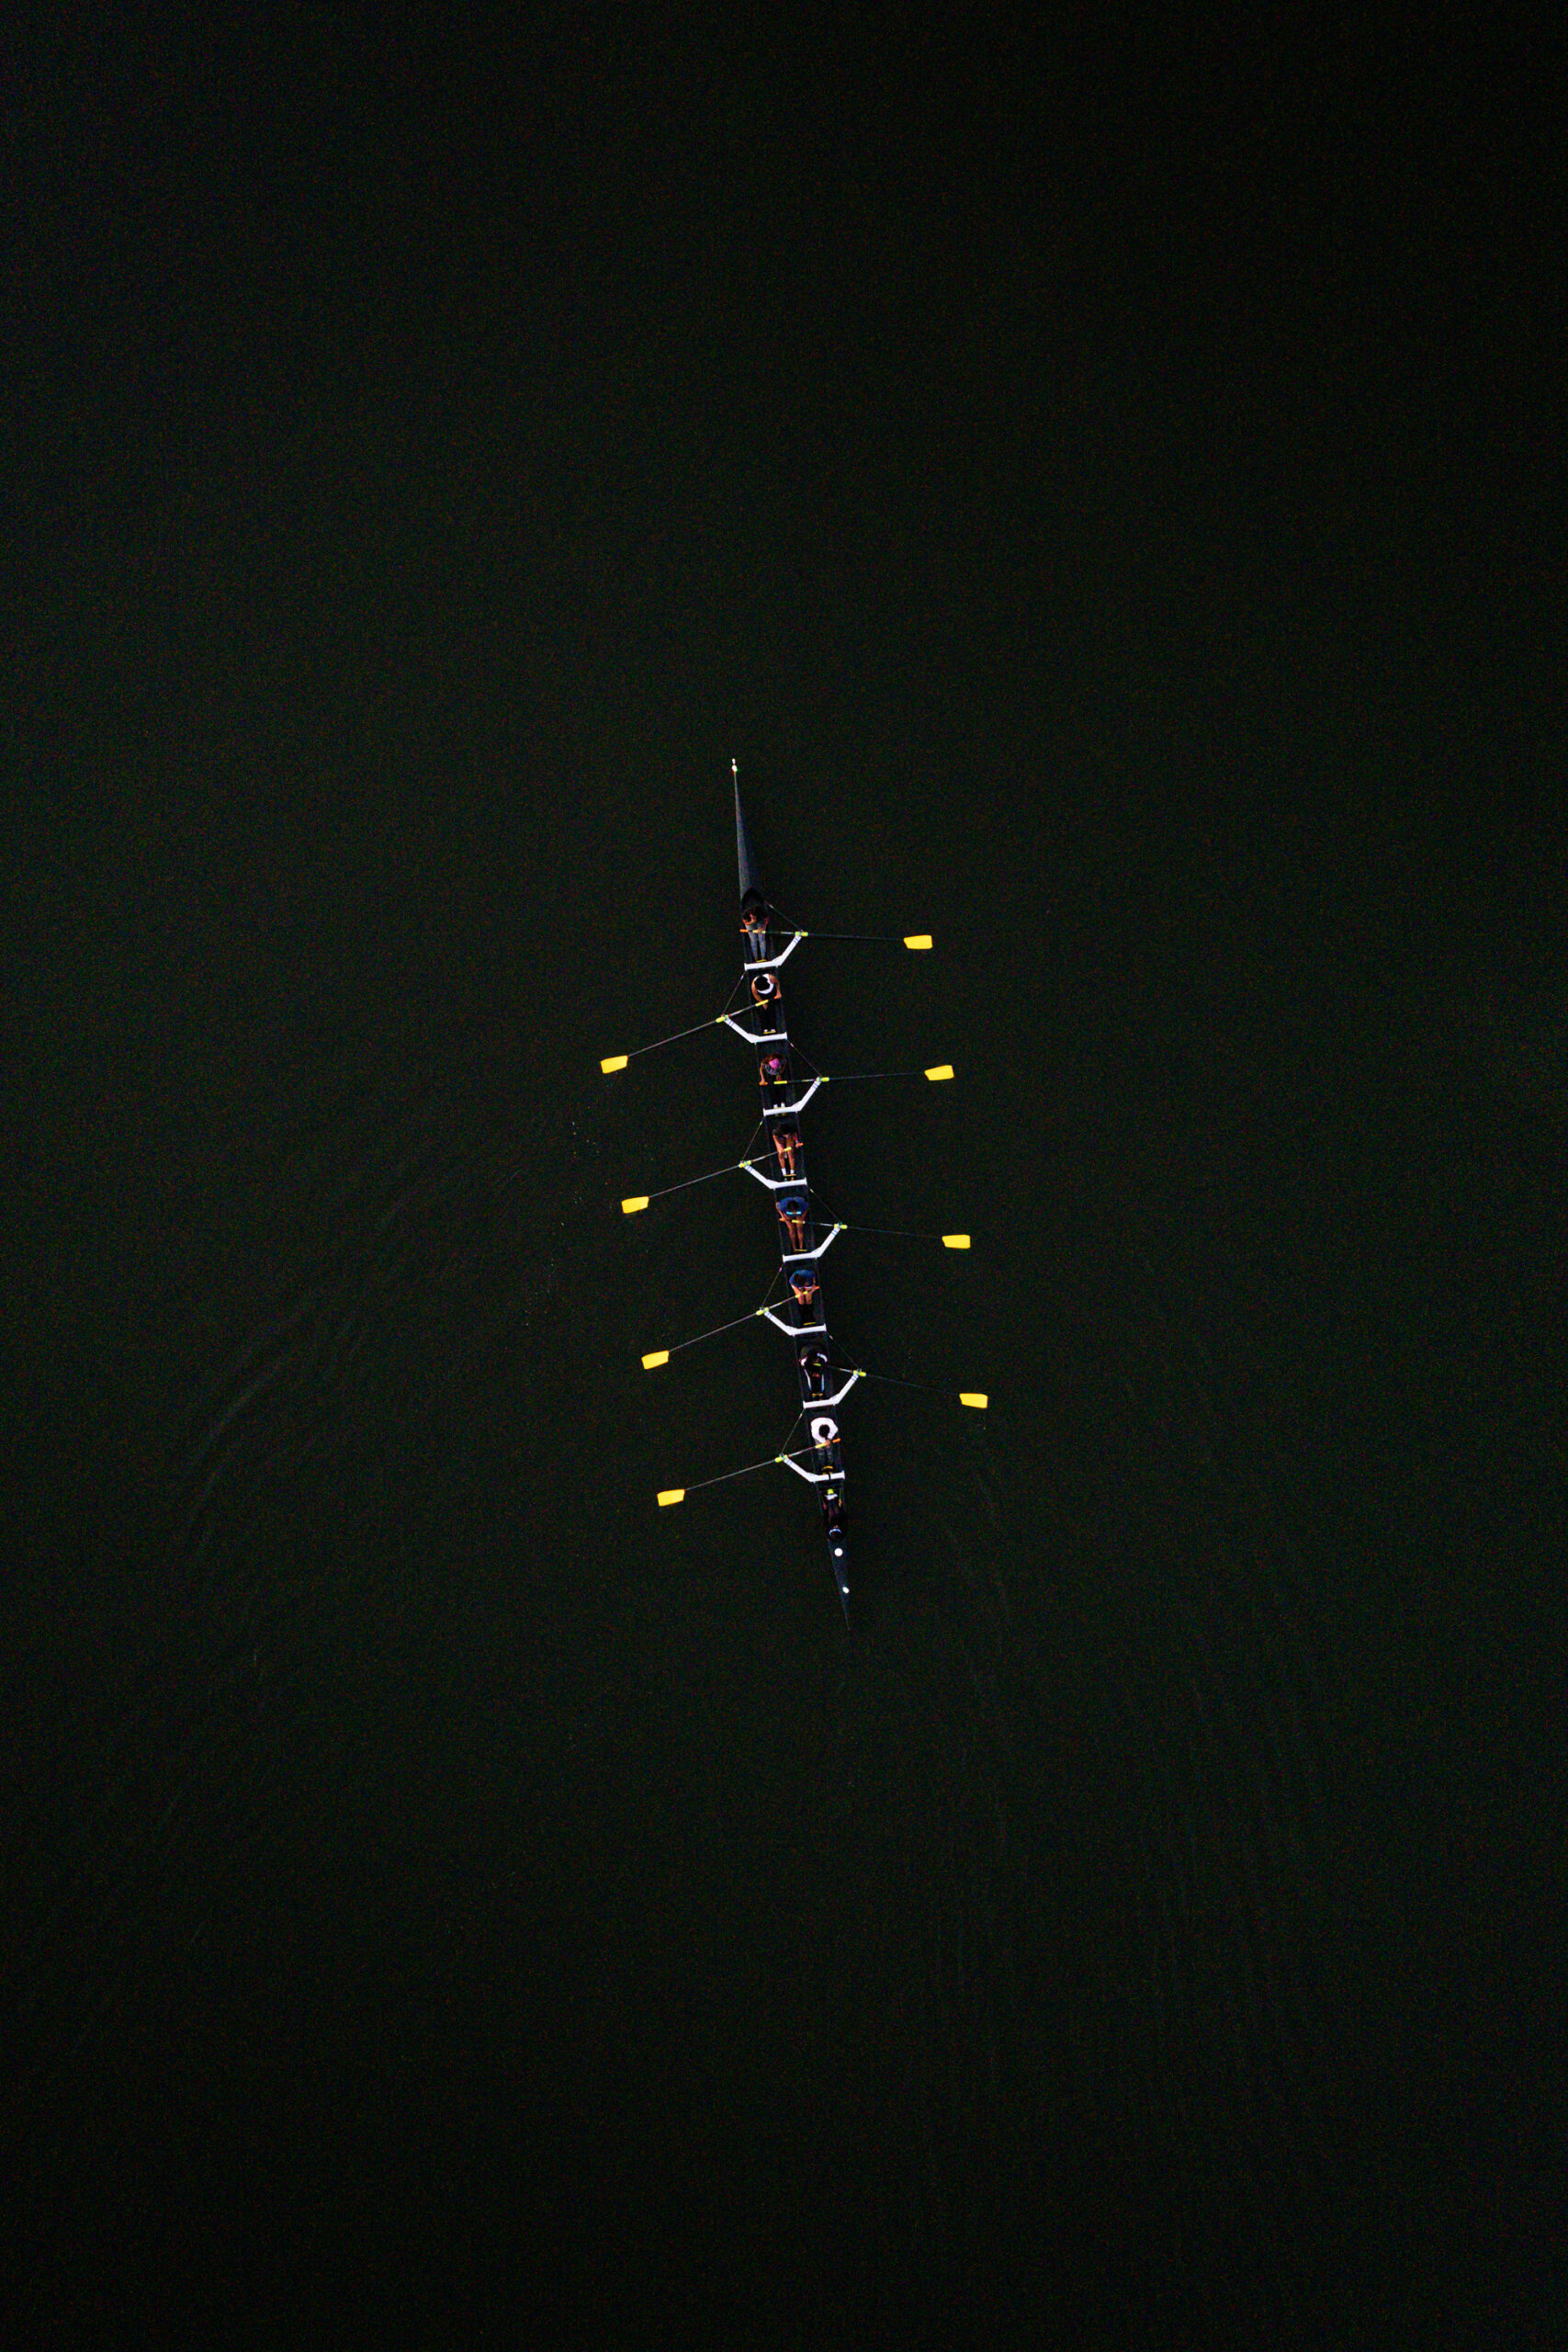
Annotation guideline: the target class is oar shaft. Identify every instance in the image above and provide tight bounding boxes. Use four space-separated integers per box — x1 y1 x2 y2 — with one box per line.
821 1066 954 1083
636 1014 724 1057
671 1308 763 1353
624 1154 768 1212
602 984 746 1072
828 1363 987 1408
685 1453 790 1493
835 1224 969 1243
661 1445 816 1506
767 923 934 947
643 1287 779 1366
659 1155 761 1194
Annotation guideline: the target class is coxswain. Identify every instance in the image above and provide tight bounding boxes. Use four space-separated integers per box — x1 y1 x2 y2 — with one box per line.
771 1127 801 1180
750 968 781 1012
789 1269 820 1320
822 1487 846 1540
778 1193 809 1251
740 896 769 956
799 1343 829 1397
759 1052 789 1090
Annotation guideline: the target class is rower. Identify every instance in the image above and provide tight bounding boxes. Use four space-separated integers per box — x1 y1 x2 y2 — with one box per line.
740 894 769 958
759 1052 790 1090
750 968 781 1011
778 1193 809 1252
771 1127 802 1180
810 1414 840 1471
789 1268 820 1321
799 1343 829 1397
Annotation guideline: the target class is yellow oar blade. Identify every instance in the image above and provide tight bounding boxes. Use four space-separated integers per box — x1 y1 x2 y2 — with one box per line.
657 1487 686 1507
622 1195 649 1216
904 933 932 950
641 1350 671 1370
925 1064 954 1082
600 1054 629 1073
942 1233 971 1250
960 1392 988 1410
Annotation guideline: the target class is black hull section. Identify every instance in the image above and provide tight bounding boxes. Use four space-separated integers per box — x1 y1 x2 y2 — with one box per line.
735 781 762 907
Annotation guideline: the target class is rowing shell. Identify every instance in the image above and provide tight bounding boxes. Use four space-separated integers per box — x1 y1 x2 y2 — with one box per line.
609 781 982 1616
731 783 855 1610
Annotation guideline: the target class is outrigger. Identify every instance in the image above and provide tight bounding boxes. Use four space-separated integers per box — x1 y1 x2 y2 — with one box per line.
604 766 987 1620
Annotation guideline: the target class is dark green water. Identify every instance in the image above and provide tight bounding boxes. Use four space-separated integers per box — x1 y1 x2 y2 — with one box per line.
7 16 1562 2346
